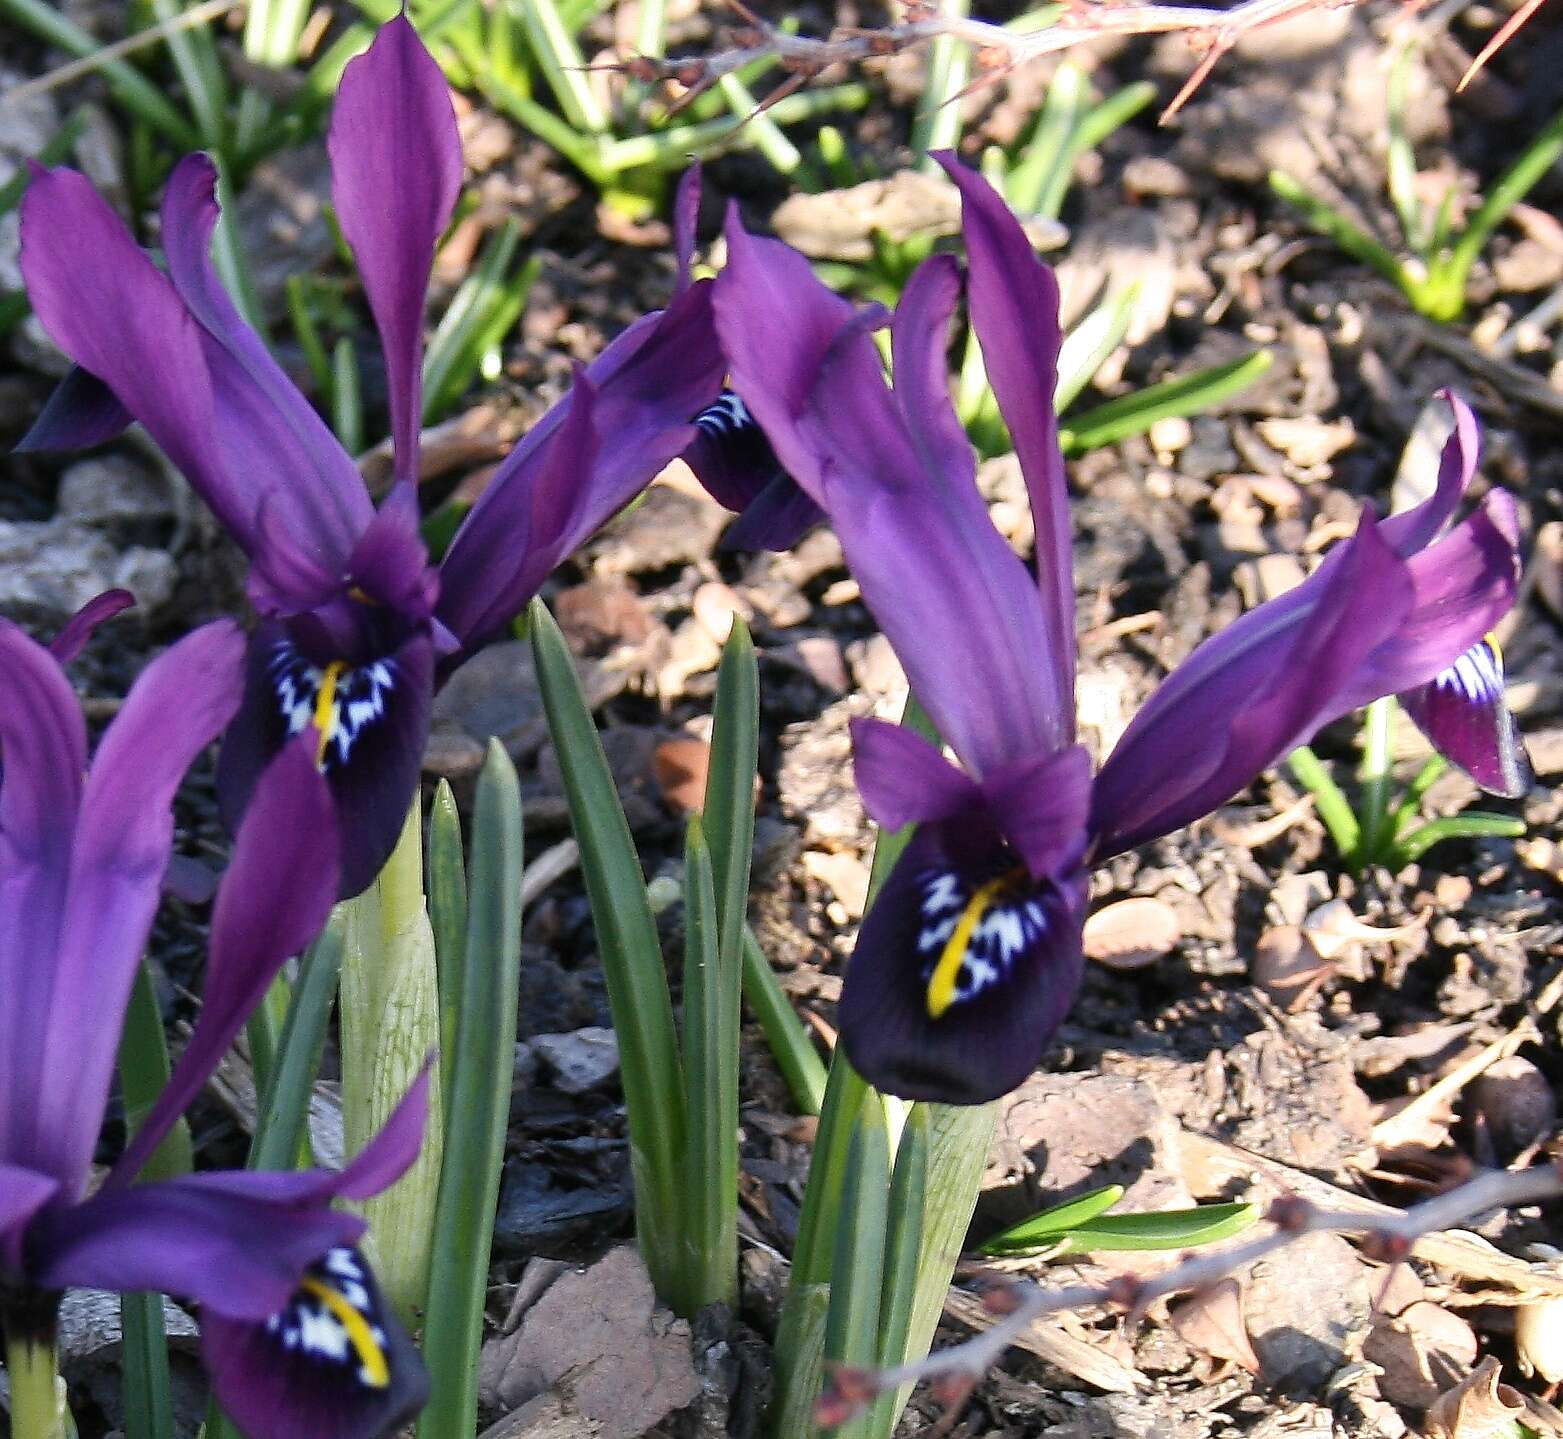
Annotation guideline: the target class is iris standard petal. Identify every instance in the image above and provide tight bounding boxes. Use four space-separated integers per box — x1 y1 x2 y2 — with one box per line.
1090 513 1416 858
330 14 462 490
978 745 1094 882
713 213 1059 780
1379 391 1480 557
218 623 435 899
839 816 1087 1105
48 589 134 664
938 154 1075 746
1401 637 1534 798
888 255 975 504
112 742 337 1184
160 154 373 565
29 621 245 1187
0 622 87 1168
16 364 132 453
201 1245 429 1439
848 717 981 833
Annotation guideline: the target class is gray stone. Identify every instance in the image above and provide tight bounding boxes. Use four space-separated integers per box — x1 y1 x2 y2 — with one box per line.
0 518 172 620
57 456 173 531
1245 1230 1371 1389
531 1027 619 1094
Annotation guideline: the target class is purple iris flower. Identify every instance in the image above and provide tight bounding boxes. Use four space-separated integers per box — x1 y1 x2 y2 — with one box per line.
713 154 1528 1106
0 610 429 1437
18 15 724 897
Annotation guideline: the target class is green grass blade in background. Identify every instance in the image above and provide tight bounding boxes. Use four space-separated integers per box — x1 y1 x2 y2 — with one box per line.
419 742 524 1439
679 818 739 1312
703 619 758 1013
530 599 687 1298
740 926 826 1116
427 779 469 1124
1059 349 1273 456
249 924 346 1173
1054 284 1136 415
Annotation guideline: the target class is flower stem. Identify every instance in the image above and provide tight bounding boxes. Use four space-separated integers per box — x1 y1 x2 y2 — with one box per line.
1357 697 1395 866
4 1321 66 1439
1286 746 1359 861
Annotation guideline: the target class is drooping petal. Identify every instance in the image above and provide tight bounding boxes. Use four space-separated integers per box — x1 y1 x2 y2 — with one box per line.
201 1245 429 1439
27 621 245 1188
839 815 1087 1105
1090 513 1416 858
849 717 981 833
888 255 974 505
0 1165 58 1274
218 624 434 899
437 280 724 660
330 15 462 491
160 154 372 564
938 154 1075 742
0 622 88 1169
32 1067 428 1310
112 742 337 1185
48 589 135 664
1400 637 1533 798
16 365 132 453
713 211 1059 779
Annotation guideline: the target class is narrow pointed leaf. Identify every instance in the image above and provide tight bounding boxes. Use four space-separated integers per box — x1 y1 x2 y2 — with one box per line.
427 778 468 1123
865 1106 929 1438
530 599 686 1294
978 1183 1126 1254
1052 1201 1259 1254
418 742 523 1439
741 926 826 1116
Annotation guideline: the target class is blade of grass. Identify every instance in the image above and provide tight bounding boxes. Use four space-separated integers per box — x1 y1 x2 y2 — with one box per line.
116 960 188 1439
1287 745 1360 859
1270 170 1409 290
740 927 826 1116
1390 754 1447 842
910 0 970 168
717 72 804 174
1396 812 1526 865
147 0 230 153
519 0 609 134
418 743 524 1439
1059 349 1273 456
1055 284 1136 414
703 618 758 1009
427 780 468 1126
0 0 200 149
864 1105 929 1438
285 276 334 399
823 1095 891 1439
530 599 687 1296
248 925 346 1173
332 336 364 455
680 818 738 1312
1008 60 1085 217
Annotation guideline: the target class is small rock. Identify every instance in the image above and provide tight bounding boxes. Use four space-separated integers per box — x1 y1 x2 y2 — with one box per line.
1148 415 1193 460
1364 1301 1478 1410
653 736 712 816
1244 1230 1370 1388
1251 926 1332 1010
493 1162 632 1254
692 582 751 643
1178 416 1239 483
586 486 726 575
478 1246 699 1438
802 849 870 920
531 1027 620 1094
554 579 653 652
768 636 848 694
1255 416 1355 470
1082 897 1181 970
1494 238 1563 293
1467 1055 1556 1157
1123 155 1192 199
845 634 905 699
57 455 172 532
0 518 172 620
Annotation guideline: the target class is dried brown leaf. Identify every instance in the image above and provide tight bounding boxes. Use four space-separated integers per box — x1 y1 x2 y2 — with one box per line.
1424 1355 1526 1439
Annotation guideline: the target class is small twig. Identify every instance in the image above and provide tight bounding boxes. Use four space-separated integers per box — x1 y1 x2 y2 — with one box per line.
817 1160 1563 1428
626 0 1390 124
3 0 244 108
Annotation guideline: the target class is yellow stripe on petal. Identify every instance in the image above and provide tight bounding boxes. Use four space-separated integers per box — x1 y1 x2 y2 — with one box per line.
312 660 347 769
299 1276 390 1388
926 873 1012 1020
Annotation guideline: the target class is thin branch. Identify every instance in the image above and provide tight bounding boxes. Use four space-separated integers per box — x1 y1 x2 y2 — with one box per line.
626 0 1381 121
817 1160 1563 1428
